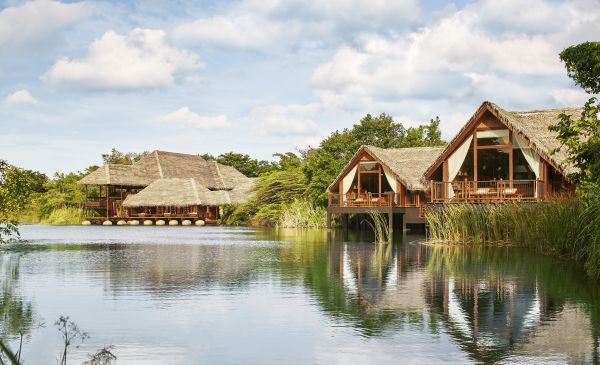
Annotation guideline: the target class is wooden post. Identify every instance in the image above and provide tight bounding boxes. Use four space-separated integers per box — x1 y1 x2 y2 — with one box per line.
388 209 393 243
327 212 332 232
508 131 514 187
442 161 449 201
473 131 478 182
106 185 109 220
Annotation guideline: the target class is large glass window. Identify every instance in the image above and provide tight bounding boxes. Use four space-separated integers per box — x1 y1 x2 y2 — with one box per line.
477 148 509 180
513 148 536 180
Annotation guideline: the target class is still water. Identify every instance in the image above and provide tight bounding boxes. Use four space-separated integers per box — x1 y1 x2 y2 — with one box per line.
2 225 600 364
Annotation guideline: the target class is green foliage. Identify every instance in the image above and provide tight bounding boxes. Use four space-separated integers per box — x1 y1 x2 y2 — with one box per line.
228 167 307 226
304 114 445 205
559 42 600 94
552 42 600 196
200 152 280 177
550 98 600 189
279 199 327 228
0 161 48 242
39 208 86 225
424 199 600 278
102 148 148 165
25 172 87 223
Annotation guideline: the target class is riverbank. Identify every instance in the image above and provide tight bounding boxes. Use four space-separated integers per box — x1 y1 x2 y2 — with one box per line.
424 198 600 278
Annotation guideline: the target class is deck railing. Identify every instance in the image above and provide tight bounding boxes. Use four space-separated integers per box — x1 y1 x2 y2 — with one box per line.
430 180 542 203
328 192 399 207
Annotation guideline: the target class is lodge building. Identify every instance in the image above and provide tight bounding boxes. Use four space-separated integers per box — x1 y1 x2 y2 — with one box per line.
326 101 579 232
78 150 256 225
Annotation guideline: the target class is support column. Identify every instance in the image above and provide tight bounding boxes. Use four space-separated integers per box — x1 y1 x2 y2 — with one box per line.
327 211 332 232
342 214 349 233
388 209 393 244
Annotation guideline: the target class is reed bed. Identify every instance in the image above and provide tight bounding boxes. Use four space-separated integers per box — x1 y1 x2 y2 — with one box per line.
39 208 86 225
278 199 327 228
424 198 600 278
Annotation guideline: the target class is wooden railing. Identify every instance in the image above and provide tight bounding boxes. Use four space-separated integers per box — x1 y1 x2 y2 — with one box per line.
85 198 106 208
430 180 542 203
328 192 399 207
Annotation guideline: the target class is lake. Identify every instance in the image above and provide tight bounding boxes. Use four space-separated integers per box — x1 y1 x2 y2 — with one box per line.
2 225 599 364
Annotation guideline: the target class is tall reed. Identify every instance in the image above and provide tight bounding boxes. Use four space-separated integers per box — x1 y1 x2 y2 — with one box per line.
278 199 327 228
424 198 600 278
363 210 390 244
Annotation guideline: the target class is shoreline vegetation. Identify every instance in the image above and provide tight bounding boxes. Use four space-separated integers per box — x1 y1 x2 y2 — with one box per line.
424 198 600 278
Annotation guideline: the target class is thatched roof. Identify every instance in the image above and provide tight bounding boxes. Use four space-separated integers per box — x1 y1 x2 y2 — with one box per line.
78 150 250 190
425 101 582 179
328 145 446 192
122 177 258 208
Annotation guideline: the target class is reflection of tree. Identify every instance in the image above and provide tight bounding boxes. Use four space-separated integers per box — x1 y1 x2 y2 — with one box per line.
426 245 600 364
0 254 34 340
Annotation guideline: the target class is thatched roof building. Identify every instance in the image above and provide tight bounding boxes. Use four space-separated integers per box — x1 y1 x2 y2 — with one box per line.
425 101 582 179
328 145 445 193
79 150 249 190
122 177 256 208
78 150 256 209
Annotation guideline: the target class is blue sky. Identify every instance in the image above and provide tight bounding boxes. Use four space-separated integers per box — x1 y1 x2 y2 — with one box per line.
1 0 599 175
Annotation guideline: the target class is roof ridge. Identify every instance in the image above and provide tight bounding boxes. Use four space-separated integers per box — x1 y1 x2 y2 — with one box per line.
190 178 199 203
154 151 164 178
212 161 225 187
104 164 110 185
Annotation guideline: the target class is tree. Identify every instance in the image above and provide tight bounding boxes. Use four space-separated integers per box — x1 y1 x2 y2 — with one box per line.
303 114 445 205
201 152 281 177
559 42 600 94
550 42 600 193
101 148 148 165
0 161 45 242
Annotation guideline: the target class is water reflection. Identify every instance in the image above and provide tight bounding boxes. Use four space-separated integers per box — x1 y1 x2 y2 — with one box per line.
0 254 34 340
3 226 600 364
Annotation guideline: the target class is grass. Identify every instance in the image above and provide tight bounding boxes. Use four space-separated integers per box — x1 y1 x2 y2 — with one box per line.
39 208 86 225
424 198 600 278
279 199 327 228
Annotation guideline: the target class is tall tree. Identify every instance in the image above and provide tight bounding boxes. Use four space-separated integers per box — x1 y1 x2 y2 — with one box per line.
551 42 600 193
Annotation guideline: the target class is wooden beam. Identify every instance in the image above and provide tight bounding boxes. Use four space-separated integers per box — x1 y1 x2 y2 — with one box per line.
509 130 513 186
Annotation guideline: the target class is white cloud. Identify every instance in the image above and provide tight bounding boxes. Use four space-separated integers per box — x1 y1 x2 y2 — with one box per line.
173 0 419 50
0 0 90 49
250 104 320 136
5 90 39 106
308 0 600 138
43 28 201 90
551 88 595 106
157 107 230 129
173 15 300 50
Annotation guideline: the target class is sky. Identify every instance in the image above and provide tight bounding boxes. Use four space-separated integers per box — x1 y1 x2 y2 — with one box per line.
0 0 599 175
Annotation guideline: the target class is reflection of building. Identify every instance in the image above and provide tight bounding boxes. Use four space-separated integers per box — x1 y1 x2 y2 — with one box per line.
425 272 597 363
